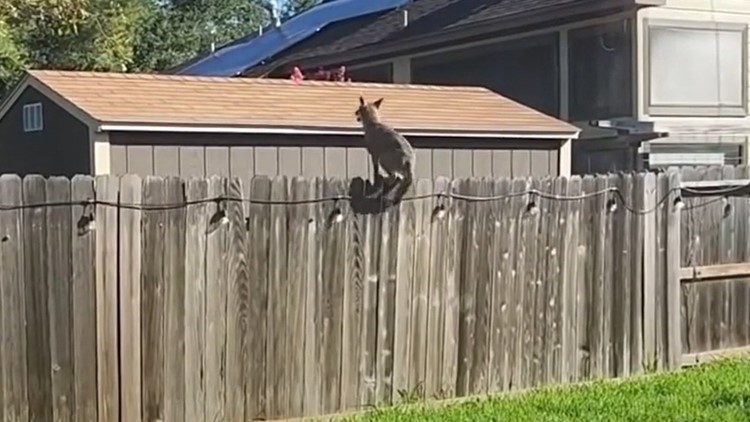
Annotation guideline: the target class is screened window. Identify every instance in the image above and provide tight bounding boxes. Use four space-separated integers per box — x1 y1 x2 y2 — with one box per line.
645 20 747 116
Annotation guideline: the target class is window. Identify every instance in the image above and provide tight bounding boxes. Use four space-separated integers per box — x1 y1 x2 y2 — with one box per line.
645 142 744 168
411 34 560 117
644 20 747 117
22 102 44 132
568 19 634 121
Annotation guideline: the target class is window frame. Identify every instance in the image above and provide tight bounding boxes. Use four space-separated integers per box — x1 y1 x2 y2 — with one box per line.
643 18 749 117
22 102 44 132
644 141 744 168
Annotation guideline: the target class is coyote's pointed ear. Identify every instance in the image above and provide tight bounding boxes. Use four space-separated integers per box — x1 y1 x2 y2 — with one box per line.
373 98 384 108
359 96 365 106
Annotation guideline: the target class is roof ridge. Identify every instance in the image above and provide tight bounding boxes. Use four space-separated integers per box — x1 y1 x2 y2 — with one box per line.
26 69 492 92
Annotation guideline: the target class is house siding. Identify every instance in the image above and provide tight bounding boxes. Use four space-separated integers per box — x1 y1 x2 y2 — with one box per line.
0 86 90 177
335 3 750 169
107 132 562 182
636 0 750 165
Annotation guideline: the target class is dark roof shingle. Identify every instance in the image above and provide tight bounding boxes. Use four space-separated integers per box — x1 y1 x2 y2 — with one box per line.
245 0 596 76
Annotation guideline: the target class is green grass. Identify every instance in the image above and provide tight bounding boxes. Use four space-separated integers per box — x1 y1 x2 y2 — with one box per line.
339 357 750 422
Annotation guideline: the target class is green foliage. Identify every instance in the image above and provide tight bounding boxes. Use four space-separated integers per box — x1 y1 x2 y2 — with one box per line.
0 0 324 99
0 18 27 97
340 357 750 422
396 382 426 405
0 0 149 99
281 0 323 19
0 0 278 99
132 0 270 72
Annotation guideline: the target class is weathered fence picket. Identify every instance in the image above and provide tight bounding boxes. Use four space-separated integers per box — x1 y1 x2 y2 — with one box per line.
0 175 27 422
1 167 750 422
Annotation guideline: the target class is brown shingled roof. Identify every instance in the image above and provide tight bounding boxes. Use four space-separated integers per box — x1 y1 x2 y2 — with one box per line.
21 70 578 137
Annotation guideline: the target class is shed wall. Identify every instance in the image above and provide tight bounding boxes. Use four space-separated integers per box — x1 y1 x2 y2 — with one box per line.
0 86 90 177
107 132 561 181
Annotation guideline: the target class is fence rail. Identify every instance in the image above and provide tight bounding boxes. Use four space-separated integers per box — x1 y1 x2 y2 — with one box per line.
0 167 748 422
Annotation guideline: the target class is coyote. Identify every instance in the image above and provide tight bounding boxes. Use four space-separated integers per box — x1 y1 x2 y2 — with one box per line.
355 96 415 203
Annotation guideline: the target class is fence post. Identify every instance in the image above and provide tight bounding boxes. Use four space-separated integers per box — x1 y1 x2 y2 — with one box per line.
665 171 682 369
642 173 657 370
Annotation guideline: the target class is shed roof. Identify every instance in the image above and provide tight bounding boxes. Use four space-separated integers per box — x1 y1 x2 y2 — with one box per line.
3 70 579 139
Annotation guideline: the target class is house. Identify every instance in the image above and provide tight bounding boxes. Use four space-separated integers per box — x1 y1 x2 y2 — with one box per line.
0 70 579 181
171 0 750 174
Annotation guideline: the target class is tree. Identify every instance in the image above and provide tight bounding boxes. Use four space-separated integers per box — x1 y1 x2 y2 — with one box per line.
132 0 270 72
280 0 323 19
0 0 149 99
0 0 323 99
0 18 26 98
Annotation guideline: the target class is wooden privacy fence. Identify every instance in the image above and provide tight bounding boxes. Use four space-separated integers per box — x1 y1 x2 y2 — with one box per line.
0 168 744 422
678 165 750 365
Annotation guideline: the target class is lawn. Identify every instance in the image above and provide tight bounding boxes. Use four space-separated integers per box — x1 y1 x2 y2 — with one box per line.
339 357 750 422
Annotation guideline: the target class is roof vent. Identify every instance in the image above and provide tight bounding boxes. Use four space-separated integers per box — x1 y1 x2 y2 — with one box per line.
402 9 409 27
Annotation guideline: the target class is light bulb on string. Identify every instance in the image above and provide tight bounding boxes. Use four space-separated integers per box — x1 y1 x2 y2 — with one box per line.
76 200 96 236
207 198 229 234
606 195 618 214
673 196 685 212
723 197 733 219
431 192 448 222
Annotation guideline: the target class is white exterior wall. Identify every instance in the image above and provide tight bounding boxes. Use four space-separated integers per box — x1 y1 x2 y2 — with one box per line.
637 0 750 164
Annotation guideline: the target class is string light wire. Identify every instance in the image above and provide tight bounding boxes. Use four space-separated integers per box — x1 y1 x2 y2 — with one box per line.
0 181 746 214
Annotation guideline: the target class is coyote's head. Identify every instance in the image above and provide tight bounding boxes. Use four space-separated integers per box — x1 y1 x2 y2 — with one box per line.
355 96 384 125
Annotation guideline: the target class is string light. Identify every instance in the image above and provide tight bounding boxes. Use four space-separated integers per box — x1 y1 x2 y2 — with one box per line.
431 192 448 221
673 196 685 212
0 183 745 217
525 192 539 216
722 197 733 219
206 198 229 234
76 200 96 236
606 196 618 214
432 203 447 221
329 200 345 224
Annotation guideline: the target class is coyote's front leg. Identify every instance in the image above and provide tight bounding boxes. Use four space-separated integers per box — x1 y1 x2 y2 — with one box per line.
367 153 385 198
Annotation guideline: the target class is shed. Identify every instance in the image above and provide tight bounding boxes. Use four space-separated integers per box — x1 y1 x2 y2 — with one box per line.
0 70 580 181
